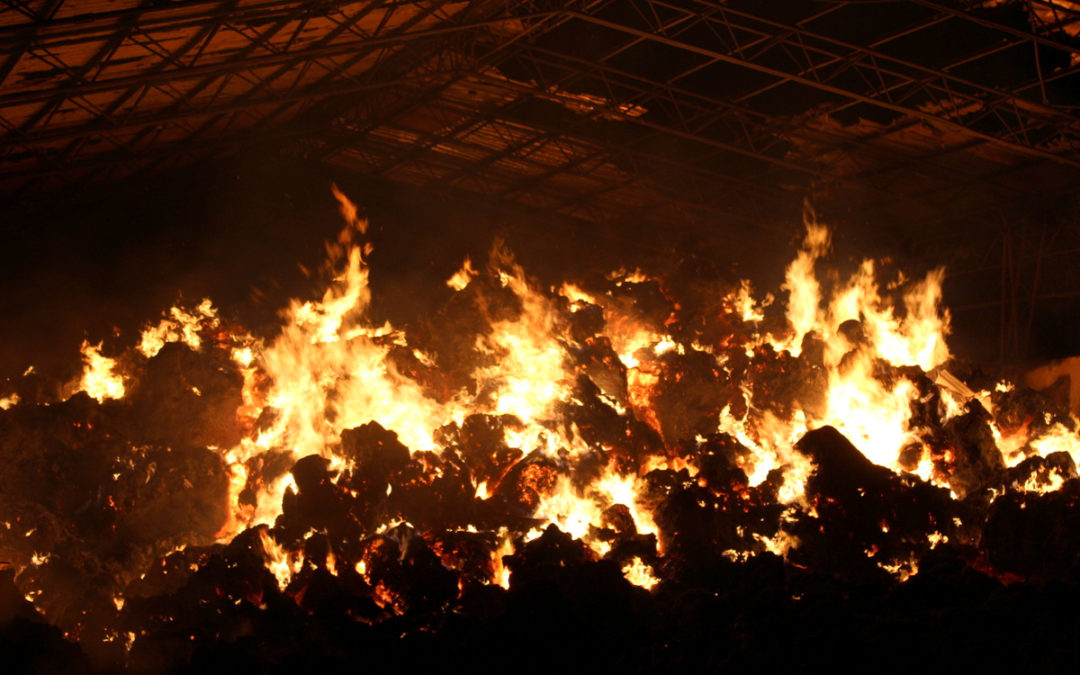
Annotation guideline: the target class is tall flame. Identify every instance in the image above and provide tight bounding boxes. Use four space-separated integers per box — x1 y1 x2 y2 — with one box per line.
76 340 125 402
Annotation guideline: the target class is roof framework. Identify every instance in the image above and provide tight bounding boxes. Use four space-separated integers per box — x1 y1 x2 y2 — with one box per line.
2 1 1080 264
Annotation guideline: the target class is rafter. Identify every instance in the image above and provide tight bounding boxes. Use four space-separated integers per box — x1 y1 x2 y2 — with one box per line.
561 1 1080 168
4 0 1080 240
0 9 559 109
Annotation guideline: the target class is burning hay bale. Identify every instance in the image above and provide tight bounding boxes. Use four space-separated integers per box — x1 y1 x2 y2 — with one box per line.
124 342 244 451
982 480 1080 581
943 401 1007 499
4 189 1080 671
0 566 90 674
0 386 229 639
788 425 959 581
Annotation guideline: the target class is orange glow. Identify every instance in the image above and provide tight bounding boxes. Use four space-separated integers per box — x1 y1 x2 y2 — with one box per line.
17 185 1080 615
622 556 659 590
138 299 218 358
75 340 125 402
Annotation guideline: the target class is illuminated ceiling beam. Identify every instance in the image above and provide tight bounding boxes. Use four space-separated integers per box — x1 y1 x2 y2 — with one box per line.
564 2 1080 170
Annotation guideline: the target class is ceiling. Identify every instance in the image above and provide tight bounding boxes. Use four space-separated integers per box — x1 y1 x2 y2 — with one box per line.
3 0 1080 358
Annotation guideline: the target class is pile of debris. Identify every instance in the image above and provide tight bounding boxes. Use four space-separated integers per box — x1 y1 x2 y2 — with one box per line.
2 211 1079 672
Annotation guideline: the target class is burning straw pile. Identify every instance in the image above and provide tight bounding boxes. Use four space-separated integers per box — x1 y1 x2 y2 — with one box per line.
2 189 1079 672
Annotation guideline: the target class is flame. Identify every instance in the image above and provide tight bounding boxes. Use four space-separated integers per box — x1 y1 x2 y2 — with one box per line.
248 205 449 499
1029 422 1080 468
474 243 573 434
754 528 801 557
780 221 830 354
716 218 956 481
447 256 478 291
621 556 659 590
821 351 919 469
877 554 919 582
258 528 299 591
533 476 603 543
717 405 813 502
75 341 125 402
532 465 656 556
138 299 218 358
331 183 367 235
726 279 769 323
214 457 251 541
974 385 1080 474
492 528 515 589
593 470 657 538
232 346 254 367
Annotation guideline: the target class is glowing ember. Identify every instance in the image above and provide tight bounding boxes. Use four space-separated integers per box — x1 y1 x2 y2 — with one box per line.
138 299 218 358
621 556 659 589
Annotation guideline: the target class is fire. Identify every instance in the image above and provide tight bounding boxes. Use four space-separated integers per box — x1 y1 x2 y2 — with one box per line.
621 556 659 590
492 528 515 589
7 183 1080 665
781 220 831 353
533 475 606 543
1029 422 1080 467
726 279 769 323
138 299 218 358
447 256 478 291
214 457 251 540
474 243 574 432
258 527 300 591
75 340 125 402
249 202 446 475
821 352 920 469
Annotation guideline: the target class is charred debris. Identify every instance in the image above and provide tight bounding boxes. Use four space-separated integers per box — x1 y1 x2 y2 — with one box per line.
2 233 1080 674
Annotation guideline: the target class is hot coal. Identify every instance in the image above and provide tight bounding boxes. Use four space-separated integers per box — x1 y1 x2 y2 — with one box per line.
992 383 1075 438
0 568 90 675
943 400 1007 498
5 411 1080 672
788 426 961 581
746 338 829 420
0 388 229 648
1005 451 1077 491
983 479 1080 582
124 342 244 451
